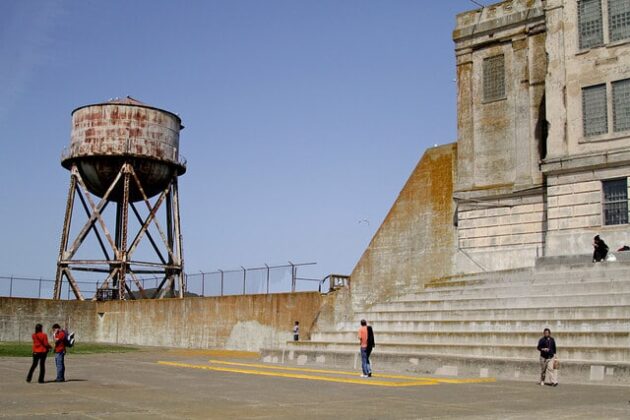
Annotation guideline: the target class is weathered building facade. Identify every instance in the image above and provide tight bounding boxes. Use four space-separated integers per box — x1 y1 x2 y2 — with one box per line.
454 0 630 271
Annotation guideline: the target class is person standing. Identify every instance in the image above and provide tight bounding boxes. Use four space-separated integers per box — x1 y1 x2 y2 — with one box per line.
26 323 51 383
366 323 375 377
537 328 558 386
358 319 369 378
52 324 66 382
293 321 300 341
593 235 609 262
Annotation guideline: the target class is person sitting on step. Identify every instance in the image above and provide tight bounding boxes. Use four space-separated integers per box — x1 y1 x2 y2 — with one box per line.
593 235 609 262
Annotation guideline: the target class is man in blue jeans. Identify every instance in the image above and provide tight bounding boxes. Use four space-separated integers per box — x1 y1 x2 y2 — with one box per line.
358 319 369 378
52 324 66 382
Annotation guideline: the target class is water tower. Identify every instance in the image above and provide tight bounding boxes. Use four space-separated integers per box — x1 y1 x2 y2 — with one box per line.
54 97 186 300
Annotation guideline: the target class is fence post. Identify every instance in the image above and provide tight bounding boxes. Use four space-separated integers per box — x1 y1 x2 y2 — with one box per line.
200 271 205 297
241 266 246 295
38 278 42 299
265 264 270 294
9 276 13 297
219 270 224 296
288 261 296 293
67 284 71 300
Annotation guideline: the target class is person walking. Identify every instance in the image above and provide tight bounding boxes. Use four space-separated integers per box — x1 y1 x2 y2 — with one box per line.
537 328 558 386
366 323 375 377
293 321 300 341
358 319 369 378
52 324 66 382
593 235 609 262
26 323 51 383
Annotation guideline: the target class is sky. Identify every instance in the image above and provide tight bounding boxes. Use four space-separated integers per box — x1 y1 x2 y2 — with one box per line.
0 0 478 287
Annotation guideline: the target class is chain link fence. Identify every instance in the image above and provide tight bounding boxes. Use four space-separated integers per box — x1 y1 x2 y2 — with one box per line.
0 262 323 299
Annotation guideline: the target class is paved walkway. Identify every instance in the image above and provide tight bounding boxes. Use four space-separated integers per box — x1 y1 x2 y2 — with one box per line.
1 348 629 419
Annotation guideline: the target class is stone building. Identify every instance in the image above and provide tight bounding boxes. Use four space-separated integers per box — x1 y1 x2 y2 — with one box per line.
453 0 630 272
265 1 630 385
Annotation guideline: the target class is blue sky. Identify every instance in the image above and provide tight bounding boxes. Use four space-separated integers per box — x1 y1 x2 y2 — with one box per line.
0 1 476 284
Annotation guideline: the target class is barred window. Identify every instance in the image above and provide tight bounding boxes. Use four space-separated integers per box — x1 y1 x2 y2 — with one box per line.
483 55 505 102
603 178 629 225
609 0 630 42
579 0 604 49
613 78 630 132
582 84 608 137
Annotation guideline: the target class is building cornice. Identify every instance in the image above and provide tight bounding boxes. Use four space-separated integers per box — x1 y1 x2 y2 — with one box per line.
541 148 630 175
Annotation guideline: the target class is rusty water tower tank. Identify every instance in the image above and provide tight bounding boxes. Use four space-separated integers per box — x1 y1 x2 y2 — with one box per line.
55 96 186 301
61 96 186 202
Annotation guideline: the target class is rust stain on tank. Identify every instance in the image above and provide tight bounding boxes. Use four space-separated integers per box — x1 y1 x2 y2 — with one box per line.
62 97 186 201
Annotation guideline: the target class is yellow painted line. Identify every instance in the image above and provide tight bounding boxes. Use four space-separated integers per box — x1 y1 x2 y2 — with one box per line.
157 361 439 387
207 359 496 384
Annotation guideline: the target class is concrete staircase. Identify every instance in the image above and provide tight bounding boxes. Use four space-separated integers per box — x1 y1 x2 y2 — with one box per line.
261 257 630 384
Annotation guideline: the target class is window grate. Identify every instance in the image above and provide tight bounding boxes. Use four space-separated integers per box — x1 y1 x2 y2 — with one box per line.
609 0 630 42
579 0 604 49
603 178 629 225
483 55 505 102
613 78 630 132
582 84 608 137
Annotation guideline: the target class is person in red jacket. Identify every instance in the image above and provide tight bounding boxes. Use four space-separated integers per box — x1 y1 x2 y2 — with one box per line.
26 323 51 383
52 324 66 382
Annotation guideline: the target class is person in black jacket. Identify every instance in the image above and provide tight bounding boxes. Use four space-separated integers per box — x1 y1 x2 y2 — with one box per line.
366 323 375 377
537 328 558 386
593 235 609 262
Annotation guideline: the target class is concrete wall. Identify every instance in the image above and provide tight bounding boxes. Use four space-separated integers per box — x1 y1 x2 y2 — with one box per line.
349 144 457 308
546 169 630 256
0 293 325 352
0 299 97 343
452 0 547 271
457 194 545 271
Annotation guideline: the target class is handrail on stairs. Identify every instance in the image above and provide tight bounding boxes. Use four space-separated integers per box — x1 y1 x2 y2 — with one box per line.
319 274 350 294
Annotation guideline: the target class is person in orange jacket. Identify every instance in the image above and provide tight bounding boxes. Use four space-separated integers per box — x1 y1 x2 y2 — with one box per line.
26 323 51 383
358 319 369 378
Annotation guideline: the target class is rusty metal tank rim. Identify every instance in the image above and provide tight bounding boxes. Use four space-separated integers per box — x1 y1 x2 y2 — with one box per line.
71 101 184 129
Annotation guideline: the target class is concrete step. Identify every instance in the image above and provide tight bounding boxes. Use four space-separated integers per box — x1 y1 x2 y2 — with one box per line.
536 254 630 268
284 341 630 362
369 292 630 312
310 331 630 347
355 305 630 322
333 318 630 333
430 268 532 285
424 265 630 290
399 279 630 301
259 348 630 385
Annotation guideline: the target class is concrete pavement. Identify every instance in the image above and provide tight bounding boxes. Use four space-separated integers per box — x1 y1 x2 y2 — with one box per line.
1 348 629 419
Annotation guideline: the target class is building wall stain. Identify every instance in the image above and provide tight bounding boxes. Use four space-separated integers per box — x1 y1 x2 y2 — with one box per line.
350 144 457 308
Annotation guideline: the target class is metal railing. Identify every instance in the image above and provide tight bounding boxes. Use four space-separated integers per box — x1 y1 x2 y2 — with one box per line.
0 262 338 300
318 274 351 294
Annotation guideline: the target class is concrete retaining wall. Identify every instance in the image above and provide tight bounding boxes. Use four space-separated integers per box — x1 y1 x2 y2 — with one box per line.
0 293 325 352
350 144 458 308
